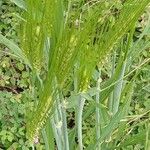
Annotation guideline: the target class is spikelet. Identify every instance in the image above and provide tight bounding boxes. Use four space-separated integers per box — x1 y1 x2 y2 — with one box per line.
57 34 78 85
79 69 90 92
31 26 45 73
20 0 53 73
27 95 53 141
98 0 150 65
25 0 65 142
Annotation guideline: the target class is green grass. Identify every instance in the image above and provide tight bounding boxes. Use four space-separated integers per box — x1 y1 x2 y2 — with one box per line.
0 0 150 149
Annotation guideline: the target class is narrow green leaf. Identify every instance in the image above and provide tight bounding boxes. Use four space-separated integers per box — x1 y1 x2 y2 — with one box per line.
0 34 30 67
117 130 150 148
96 82 134 147
44 119 55 150
98 0 150 63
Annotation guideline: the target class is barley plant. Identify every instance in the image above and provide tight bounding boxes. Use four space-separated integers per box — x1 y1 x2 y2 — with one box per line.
0 0 150 149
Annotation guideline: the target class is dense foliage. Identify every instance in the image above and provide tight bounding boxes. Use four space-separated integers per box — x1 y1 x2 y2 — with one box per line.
0 0 150 149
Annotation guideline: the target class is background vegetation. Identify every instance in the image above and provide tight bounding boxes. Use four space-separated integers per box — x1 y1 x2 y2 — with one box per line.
0 0 150 149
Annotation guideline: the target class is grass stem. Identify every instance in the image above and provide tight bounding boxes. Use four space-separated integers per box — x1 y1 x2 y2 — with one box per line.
112 60 126 115
77 96 86 150
61 100 70 150
96 71 101 150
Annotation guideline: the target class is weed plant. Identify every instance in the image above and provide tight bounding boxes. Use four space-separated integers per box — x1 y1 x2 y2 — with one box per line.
0 0 150 149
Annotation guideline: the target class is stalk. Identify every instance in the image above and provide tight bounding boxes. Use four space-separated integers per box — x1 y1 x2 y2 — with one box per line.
112 60 126 115
40 119 55 150
32 145 35 150
145 121 150 150
54 99 64 150
50 91 63 150
59 91 69 150
42 129 50 150
61 101 70 150
77 96 86 150
51 119 63 150
64 0 71 25
108 52 116 113
95 71 101 150
112 24 135 115
74 65 86 150
52 87 70 150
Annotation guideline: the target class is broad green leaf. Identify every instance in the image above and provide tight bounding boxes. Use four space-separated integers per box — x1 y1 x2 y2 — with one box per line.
10 0 26 10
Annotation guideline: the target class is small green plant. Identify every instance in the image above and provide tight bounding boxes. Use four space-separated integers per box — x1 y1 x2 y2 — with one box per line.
0 54 44 149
